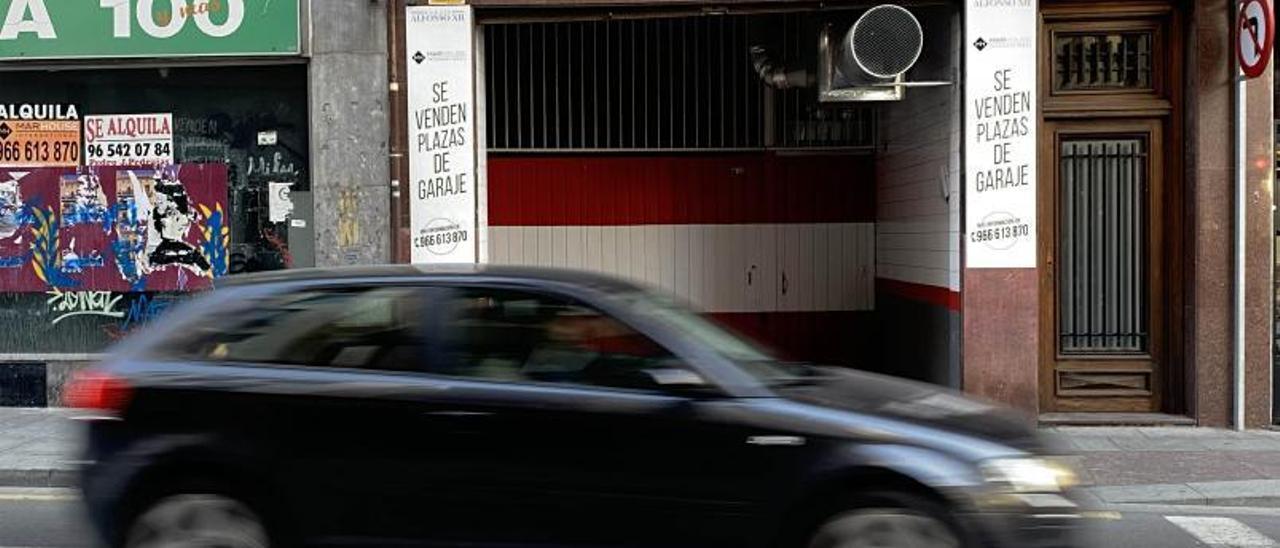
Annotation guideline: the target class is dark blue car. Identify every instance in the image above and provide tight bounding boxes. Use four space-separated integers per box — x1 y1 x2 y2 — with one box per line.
70 265 1081 548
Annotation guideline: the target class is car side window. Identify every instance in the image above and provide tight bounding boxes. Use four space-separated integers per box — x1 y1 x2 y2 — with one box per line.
168 286 429 373
434 288 689 392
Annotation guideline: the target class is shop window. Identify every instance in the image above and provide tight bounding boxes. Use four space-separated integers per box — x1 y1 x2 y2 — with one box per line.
0 64 309 354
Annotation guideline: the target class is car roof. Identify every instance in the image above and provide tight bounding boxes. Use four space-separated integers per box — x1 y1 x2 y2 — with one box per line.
215 264 647 294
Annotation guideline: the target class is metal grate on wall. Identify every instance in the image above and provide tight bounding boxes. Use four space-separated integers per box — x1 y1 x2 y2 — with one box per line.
482 14 876 152
1053 32 1154 92
1058 138 1149 354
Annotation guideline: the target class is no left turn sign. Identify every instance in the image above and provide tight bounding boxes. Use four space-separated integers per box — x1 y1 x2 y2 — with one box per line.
1238 0 1274 78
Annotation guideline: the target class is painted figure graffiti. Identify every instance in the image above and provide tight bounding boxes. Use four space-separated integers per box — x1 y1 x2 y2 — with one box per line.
148 173 211 275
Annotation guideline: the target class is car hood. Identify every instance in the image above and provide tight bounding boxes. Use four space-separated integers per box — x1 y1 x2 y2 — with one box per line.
772 366 1046 452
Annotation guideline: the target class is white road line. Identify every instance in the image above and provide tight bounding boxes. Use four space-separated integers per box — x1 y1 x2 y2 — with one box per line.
1166 516 1279 547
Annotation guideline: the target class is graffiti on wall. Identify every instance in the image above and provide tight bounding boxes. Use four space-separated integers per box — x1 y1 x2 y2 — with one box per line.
0 165 229 293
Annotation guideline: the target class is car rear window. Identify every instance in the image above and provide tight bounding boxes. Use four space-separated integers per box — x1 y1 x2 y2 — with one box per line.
157 285 429 373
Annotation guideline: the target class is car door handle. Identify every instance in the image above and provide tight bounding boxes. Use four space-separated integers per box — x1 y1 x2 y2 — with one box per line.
422 410 494 418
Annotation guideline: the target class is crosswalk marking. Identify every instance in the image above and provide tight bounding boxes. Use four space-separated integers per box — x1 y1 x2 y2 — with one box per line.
1166 516 1279 547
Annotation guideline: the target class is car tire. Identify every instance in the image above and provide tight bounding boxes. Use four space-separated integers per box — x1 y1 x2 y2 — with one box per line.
124 493 270 548
806 493 963 548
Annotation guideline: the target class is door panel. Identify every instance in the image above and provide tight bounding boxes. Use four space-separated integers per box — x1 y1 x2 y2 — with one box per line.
1041 120 1165 412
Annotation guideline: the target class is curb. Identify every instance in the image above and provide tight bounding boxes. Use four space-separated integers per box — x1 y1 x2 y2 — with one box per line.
0 468 77 489
1087 479 1280 508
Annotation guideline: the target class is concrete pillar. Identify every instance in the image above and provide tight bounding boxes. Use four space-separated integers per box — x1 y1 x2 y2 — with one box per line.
309 1 391 266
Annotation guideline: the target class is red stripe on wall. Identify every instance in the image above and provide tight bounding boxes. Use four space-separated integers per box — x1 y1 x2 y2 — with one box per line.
488 153 875 226
876 278 961 311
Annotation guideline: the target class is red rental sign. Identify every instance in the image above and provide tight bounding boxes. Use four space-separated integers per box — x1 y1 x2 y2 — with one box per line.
1238 0 1274 78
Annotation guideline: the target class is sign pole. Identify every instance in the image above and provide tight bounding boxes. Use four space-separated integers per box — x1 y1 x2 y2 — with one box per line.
1232 0 1272 428
1235 35 1247 431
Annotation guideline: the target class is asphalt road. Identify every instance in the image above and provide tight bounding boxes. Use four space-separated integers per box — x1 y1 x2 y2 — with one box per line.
7 490 1280 547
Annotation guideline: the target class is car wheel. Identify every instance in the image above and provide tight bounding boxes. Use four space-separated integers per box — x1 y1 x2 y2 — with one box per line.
125 493 270 548
806 496 962 548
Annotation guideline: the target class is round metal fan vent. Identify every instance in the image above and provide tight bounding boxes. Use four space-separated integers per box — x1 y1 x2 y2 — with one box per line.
844 5 923 79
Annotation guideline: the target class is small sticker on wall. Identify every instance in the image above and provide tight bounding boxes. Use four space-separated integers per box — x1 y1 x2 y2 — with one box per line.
290 219 307 228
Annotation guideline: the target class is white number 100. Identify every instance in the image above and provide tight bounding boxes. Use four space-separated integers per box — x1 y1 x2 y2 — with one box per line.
100 0 245 39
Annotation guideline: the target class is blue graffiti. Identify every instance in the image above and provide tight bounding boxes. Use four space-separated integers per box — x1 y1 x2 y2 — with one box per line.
60 250 104 274
61 203 108 228
201 208 227 278
120 294 175 332
111 199 147 291
111 238 146 292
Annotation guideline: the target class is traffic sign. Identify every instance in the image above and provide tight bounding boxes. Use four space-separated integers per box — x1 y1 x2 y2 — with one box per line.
1238 0 1274 78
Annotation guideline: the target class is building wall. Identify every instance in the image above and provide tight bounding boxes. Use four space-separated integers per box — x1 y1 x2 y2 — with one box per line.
1186 0 1274 426
486 153 878 367
309 0 391 266
873 12 962 387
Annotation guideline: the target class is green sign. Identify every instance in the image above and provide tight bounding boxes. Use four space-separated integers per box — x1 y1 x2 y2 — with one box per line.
0 0 300 60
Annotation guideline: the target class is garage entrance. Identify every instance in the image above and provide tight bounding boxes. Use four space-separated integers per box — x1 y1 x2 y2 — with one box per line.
478 6 962 385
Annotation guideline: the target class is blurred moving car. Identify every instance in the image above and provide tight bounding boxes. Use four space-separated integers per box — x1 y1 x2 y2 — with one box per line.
70 265 1081 548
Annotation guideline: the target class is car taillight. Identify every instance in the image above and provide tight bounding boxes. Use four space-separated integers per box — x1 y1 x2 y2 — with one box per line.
63 370 132 412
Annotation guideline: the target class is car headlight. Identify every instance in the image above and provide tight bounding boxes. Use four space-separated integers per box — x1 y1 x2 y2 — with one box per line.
980 457 1078 493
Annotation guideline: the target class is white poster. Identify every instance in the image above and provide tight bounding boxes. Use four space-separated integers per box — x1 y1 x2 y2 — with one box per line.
84 113 173 167
268 181 294 223
964 0 1037 268
406 5 477 264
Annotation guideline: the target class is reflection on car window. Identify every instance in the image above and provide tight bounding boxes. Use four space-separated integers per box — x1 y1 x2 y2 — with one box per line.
436 288 683 392
614 291 811 383
167 286 428 373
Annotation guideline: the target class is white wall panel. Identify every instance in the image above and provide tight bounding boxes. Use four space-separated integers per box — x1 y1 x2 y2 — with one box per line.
490 223 873 313
876 79 962 292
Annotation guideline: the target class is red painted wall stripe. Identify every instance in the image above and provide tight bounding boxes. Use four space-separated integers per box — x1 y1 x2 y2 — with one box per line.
876 278 961 311
488 153 875 226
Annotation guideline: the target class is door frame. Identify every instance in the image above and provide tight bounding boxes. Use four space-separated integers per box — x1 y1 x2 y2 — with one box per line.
1038 119 1167 412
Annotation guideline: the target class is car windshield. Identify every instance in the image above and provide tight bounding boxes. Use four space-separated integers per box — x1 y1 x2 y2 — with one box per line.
616 290 815 384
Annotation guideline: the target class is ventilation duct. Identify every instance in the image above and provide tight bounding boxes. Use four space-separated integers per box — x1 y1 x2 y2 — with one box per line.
750 45 814 89
837 4 923 83
818 4 947 102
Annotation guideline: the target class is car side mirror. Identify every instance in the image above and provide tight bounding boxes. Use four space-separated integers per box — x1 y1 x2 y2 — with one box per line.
641 365 717 397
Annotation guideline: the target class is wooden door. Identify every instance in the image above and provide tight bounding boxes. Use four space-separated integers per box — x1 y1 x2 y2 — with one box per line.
1041 120 1165 412
1038 2 1183 413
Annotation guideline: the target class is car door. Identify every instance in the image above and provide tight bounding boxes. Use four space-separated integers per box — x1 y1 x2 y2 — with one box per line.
164 282 478 543
418 284 801 547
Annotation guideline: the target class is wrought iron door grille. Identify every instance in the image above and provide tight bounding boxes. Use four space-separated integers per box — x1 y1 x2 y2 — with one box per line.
1053 32 1154 92
1058 138 1149 354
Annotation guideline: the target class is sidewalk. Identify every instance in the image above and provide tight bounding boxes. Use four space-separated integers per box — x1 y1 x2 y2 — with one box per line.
4 407 1280 508
1046 426 1280 507
0 408 78 488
